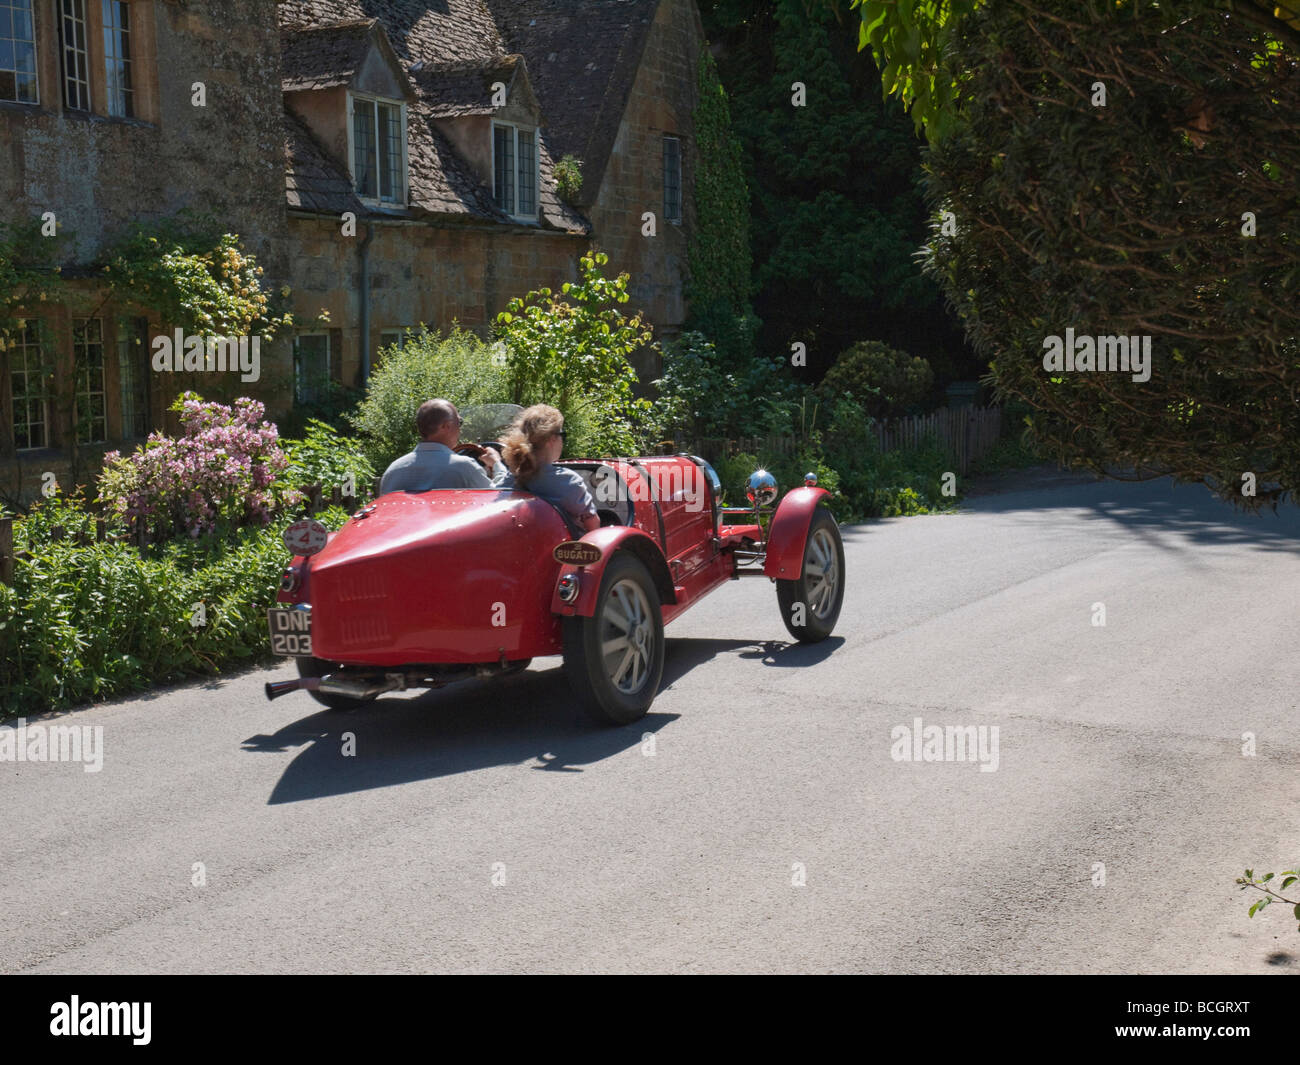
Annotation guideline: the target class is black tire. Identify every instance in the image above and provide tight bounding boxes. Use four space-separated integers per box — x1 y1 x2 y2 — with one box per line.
562 552 665 726
296 656 368 711
776 507 845 642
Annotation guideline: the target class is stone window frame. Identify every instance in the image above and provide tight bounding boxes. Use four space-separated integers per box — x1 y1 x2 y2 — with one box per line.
21 0 159 122
491 121 539 222
347 91 408 208
663 134 682 226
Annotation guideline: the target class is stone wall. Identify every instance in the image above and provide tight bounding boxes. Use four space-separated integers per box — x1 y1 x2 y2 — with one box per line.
0 0 291 502
285 214 585 392
1 0 288 269
585 0 705 379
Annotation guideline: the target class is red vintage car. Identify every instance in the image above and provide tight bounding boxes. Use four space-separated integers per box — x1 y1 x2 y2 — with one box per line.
265 426 844 725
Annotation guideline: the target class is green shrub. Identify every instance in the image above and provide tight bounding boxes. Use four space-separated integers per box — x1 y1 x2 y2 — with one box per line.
655 330 804 440
0 503 352 717
554 154 583 203
347 325 508 472
495 250 657 457
821 340 934 418
284 419 377 498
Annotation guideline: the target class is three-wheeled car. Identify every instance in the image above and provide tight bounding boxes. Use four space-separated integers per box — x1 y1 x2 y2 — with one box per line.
266 411 844 725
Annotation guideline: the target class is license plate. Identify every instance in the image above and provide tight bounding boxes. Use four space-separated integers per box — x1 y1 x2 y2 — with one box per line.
268 608 313 657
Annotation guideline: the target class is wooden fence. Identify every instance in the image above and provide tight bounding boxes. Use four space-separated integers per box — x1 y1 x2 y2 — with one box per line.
0 477 384 585
683 405 1005 475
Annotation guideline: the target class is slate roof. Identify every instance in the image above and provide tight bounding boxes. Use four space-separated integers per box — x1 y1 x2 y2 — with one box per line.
277 0 656 232
280 19 376 92
278 0 504 67
414 56 522 118
283 106 364 215
486 0 660 206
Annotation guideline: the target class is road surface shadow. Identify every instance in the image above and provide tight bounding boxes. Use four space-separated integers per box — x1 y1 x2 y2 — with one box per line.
243 664 677 803
960 472 1300 554
242 633 839 804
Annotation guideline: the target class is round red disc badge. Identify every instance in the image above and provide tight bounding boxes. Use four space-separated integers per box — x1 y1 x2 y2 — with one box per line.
283 518 329 557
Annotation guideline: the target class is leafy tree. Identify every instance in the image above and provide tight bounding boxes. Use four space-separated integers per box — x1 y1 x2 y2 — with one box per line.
821 339 933 418
907 0 1300 505
495 251 656 455
699 0 970 379
850 0 1300 141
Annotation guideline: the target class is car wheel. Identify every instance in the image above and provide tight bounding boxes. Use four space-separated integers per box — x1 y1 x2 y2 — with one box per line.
296 656 368 711
776 507 845 643
562 552 664 726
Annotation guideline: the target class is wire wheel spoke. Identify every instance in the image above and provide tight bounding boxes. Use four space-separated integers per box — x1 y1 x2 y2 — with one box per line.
602 578 654 694
806 529 837 618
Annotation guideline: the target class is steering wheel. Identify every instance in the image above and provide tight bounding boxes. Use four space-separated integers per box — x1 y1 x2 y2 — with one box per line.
454 441 504 472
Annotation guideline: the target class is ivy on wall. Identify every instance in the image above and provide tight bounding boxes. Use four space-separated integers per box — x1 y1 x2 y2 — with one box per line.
686 49 753 325
0 212 290 494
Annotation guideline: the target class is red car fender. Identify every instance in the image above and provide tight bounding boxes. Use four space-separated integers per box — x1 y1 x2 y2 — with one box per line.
551 526 677 618
763 487 832 579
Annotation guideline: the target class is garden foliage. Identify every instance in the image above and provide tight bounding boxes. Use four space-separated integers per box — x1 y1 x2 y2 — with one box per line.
98 393 300 539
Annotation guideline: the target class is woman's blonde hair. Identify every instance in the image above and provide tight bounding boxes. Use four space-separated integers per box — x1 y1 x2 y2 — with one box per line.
502 404 564 487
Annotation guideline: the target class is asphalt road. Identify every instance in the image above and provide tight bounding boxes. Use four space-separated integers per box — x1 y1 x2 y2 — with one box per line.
3 469 1298 974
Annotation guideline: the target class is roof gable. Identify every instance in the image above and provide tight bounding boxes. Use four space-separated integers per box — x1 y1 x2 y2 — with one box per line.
278 0 504 66
281 19 414 99
413 54 538 120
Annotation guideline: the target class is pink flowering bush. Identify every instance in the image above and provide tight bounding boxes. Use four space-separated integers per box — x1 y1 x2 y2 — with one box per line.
98 392 303 539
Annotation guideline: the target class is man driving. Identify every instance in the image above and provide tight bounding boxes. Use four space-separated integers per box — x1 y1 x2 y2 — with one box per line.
378 399 507 494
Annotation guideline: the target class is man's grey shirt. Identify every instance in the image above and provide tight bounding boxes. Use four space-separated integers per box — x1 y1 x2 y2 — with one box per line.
500 463 597 520
379 441 507 494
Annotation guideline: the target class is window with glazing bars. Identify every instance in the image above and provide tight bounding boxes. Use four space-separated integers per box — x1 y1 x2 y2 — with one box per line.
102 0 132 117
493 124 515 213
353 98 404 202
73 317 106 443
663 136 682 224
294 334 330 406
117 316 149 439
60 0 90 111
9 320 49 450
0 0 38 104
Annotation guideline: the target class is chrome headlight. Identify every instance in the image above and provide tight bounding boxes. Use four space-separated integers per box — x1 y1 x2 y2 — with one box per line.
746 469 778 507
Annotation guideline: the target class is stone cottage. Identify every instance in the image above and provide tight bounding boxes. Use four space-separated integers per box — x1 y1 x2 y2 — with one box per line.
0 0 706 502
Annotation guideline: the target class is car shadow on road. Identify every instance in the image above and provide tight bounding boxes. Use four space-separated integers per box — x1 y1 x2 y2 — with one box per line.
243 632 845 804
242 664 679 804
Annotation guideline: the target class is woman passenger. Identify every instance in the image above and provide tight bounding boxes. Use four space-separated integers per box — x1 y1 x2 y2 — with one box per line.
500 404 600 532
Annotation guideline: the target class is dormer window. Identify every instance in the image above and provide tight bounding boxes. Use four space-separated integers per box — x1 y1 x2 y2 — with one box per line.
350 93 407 205
492 122 537 220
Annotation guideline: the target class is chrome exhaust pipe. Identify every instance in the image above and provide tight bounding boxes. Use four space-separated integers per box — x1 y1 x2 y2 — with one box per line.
265 673 402 702
319 675 406 699
266 677 318 701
